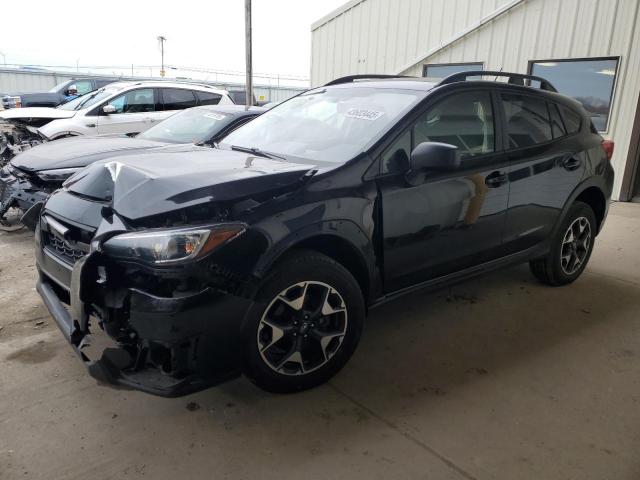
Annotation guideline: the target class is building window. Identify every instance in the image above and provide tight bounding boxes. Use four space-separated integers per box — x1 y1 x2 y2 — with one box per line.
422 63 484 80
529 58 619 132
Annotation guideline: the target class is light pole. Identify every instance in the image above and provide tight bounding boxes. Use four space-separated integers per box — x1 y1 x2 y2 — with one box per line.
157 36 166 77
245 0 253 107
0 52 6 66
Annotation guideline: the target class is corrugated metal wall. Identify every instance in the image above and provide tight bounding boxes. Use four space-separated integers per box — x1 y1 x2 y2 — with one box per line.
311 0 640 200
0 69 305 103
311 0 513 86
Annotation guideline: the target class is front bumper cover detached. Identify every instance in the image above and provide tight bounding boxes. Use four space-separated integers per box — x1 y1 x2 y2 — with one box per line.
0 168 49 219
37 251 252 397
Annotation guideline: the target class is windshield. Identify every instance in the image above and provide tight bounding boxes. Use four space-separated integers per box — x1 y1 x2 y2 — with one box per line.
139 108 241 143
57 86 122 111
49 80 69 93
221 87 423 163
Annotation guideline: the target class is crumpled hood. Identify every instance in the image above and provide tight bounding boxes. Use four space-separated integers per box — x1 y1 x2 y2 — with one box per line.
63 146 318 220
0 107 76 120
12 135 167 171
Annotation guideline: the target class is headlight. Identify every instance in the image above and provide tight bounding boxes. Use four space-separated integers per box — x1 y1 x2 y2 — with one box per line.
38 168 82 182
102 224 245 265
5 96 22 108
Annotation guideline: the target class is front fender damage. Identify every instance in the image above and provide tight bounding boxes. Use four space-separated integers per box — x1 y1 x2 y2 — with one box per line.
39 152 316 395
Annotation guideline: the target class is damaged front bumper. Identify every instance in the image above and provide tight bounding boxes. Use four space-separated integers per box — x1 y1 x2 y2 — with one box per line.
0 165 50 220
0 120 46 162
35 221 254 397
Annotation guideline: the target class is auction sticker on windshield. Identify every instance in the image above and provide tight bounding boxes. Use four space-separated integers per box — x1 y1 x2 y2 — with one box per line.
204 112 227 121
345 108 385 121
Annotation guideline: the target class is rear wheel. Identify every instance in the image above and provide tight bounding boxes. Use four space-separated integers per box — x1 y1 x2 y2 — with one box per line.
529 201 596 286
242 250 365 393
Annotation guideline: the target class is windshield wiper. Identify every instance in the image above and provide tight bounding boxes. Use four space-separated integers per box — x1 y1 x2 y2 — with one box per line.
230 145 287 161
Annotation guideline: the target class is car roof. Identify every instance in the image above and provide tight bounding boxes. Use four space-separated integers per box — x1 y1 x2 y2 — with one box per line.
323 76 582 109
69 77 119 81
323 76 561 93
102 81 229 94
325 78 438 91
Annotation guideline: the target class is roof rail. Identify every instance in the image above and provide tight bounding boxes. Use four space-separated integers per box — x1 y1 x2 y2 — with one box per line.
127 79 225 90
324 74 414 86
437 71 558 92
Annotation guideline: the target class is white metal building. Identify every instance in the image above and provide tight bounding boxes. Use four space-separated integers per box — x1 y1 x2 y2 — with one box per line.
311 0 640 201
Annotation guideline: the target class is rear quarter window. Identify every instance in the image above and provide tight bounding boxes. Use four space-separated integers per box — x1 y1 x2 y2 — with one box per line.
558 104 582 134
196 91 222 106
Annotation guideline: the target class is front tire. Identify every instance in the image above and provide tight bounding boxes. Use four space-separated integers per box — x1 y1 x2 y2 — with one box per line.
242 250 365 393
529 201 596 286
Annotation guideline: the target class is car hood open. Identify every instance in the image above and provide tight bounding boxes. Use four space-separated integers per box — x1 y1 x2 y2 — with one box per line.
63 146 318 220
0 107 76 120
12 136 167 171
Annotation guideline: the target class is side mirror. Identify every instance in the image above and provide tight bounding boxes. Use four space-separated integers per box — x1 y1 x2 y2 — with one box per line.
102 104 117 114
410 142 460 172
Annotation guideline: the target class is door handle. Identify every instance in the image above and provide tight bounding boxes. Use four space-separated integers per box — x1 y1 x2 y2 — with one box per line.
485 171 508 188
562 157 581 171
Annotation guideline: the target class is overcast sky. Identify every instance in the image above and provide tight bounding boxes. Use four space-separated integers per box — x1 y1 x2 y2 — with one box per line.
0 0 346 86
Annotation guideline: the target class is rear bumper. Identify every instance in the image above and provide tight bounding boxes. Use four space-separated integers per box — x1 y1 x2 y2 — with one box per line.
36 247 252 397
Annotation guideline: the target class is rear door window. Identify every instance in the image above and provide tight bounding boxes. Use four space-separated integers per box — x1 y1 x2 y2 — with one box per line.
162 88 197 111
501 93 553 148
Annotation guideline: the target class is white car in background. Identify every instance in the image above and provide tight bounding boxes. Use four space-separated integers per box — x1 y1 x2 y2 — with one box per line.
0 81 234 161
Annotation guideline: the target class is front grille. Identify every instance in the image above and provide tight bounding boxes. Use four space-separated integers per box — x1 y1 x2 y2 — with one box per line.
45 233 87 264
42 215 93 265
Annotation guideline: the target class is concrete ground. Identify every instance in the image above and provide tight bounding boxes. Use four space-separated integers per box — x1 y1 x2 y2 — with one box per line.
1 202 640 480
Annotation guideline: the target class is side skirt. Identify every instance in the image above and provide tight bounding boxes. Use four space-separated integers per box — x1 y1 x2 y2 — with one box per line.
369 244 549 310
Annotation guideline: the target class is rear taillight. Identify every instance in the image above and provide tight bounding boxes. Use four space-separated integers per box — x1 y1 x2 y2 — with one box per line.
602 139 614 161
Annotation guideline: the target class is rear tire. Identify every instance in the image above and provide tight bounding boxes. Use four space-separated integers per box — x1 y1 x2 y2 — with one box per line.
242 250 365 393
529 201 596 286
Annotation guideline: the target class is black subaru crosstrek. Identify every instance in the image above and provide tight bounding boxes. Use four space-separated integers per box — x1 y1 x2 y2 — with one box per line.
33 71 614 396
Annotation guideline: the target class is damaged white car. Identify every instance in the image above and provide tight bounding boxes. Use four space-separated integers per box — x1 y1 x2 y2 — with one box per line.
0 81 234 163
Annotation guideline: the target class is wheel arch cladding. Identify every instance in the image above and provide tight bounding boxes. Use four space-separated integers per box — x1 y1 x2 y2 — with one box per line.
252 218 378 303
291 235 370 300
575 186 606 232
